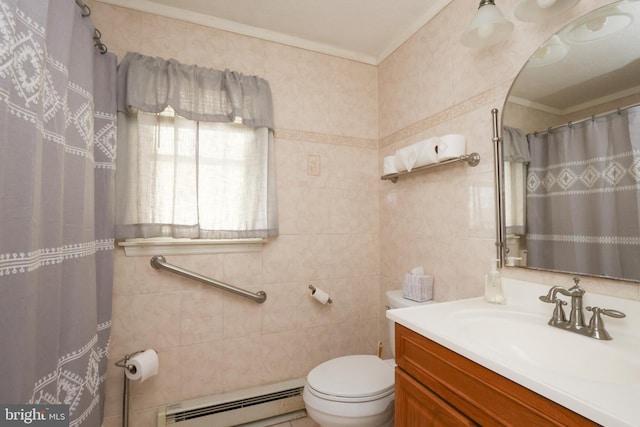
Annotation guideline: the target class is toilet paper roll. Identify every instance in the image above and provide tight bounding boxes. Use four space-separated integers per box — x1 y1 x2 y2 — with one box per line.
414 137 440 168
437 134 466 161
125 349 159 383
394 144 419 172
383 156 398 175
311 287 330 304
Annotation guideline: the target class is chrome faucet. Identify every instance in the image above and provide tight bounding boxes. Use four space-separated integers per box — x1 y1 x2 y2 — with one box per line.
539 277 626 340
553 277 587 332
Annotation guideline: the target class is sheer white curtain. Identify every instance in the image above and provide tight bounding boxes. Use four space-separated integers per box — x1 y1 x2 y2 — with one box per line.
503 126 531 236
116 53 278 239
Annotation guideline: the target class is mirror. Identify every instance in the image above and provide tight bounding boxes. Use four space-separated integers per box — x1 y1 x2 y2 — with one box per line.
502 0 640 282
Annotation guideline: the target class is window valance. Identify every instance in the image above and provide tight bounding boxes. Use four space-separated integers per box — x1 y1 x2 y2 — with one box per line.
117 52 274 129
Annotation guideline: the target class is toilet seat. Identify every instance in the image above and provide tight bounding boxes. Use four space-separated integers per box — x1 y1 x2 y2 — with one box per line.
306 355 395 403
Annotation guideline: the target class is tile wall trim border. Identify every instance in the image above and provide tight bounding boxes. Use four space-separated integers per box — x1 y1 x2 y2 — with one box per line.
380 87 499 149
276 128 378 150
275 82 510 151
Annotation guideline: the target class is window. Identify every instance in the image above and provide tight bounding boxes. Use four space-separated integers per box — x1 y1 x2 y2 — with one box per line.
115 52 278 242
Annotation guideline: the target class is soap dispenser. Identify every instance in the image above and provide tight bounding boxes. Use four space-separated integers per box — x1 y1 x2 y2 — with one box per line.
485 259 505 304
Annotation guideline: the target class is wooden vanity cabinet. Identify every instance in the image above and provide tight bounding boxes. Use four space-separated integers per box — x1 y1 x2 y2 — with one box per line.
394 324 599 426
395 367 478 426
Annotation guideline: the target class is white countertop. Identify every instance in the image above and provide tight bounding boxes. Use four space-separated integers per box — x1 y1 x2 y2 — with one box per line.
386 278 640 427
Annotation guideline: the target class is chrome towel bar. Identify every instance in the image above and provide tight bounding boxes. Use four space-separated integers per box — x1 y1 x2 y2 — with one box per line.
381 152 480 183
150 255 267 303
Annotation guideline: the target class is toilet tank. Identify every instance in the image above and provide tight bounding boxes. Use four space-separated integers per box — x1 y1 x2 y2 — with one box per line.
386 290 436 357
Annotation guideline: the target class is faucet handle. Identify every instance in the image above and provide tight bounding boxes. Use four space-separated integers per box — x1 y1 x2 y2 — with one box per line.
586 306 626 319
586 306 626 340
539 294 554 303
549 298 568 325
539 286 564 303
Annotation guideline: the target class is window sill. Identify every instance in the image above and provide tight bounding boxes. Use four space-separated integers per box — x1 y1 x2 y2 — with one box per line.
118 238 266 256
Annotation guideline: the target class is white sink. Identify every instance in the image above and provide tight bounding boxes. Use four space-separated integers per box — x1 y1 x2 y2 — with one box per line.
386 278 640 427
448 308 640 384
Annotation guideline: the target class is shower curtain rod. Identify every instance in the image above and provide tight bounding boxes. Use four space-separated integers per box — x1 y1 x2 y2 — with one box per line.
75 0 108 54
532 101 640 136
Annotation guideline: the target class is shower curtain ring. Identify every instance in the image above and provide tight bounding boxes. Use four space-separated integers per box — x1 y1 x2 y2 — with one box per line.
75 0 91 16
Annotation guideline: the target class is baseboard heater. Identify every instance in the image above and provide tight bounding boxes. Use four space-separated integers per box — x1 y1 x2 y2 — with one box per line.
157 378 306 427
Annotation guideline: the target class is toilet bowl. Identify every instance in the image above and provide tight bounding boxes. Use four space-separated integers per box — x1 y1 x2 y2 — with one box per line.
303 290 436 427
303 355 395 427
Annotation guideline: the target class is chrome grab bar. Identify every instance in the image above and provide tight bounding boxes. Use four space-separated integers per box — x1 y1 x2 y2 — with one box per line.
150 255 267 303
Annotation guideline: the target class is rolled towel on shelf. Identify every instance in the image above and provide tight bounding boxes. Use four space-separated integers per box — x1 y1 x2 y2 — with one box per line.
414 137 440 168
437 134 466 161
383 155 398 175
395 137 440 172
394 144 419 172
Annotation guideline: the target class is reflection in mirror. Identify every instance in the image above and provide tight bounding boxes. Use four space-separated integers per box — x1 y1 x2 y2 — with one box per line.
502 0 640 282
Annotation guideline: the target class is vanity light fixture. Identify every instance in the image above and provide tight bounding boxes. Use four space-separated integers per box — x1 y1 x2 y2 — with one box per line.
527 35 568 67
566 2 633 43
514 0 581 22
460 0 514 48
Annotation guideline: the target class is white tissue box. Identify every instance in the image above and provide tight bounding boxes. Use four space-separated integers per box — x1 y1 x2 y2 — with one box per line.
402 273 434 302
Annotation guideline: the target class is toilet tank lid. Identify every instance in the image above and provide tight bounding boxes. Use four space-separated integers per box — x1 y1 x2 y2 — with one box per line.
386 289 436 309
307 355 394 398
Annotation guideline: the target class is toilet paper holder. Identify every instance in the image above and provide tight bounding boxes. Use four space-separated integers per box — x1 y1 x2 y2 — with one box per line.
115 350 146 375
309 284 332 304
115 350 156 427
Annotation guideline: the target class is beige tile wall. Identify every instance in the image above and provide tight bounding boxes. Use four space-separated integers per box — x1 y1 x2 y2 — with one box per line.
93 3 379 426
93 0 640 425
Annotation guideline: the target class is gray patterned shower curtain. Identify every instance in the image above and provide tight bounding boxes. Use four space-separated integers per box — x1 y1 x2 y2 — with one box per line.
0 1 116 426
526 106 640 281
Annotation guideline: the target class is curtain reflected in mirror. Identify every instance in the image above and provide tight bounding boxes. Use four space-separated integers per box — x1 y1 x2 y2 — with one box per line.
501 0 640 282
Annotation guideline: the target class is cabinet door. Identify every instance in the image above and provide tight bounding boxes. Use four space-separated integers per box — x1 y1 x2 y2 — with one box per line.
395 368 477 427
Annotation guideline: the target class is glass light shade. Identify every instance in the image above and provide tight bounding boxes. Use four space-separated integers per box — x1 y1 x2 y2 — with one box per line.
514 0 581 22
527 35 568 67
460 2 515 48
566 3 633 43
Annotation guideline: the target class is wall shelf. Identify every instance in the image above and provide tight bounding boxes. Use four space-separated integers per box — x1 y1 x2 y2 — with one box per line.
381 152 481 183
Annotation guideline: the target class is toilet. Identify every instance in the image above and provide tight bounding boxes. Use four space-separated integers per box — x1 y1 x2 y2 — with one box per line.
303 290 436 427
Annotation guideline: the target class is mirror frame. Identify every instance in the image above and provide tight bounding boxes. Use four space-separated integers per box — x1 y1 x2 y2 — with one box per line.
493 109 507 269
